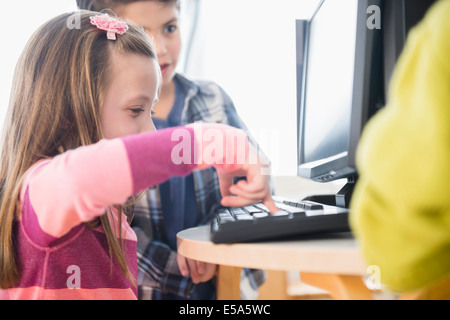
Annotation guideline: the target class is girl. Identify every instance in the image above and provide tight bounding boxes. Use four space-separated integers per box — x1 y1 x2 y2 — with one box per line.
76 0 268 300
0 11 276 300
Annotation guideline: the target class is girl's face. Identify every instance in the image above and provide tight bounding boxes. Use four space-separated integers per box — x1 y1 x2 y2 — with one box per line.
119 1 182 87
100 50 161 139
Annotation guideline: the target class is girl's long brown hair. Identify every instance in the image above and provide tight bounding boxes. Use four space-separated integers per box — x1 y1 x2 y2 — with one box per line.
0 11 156 289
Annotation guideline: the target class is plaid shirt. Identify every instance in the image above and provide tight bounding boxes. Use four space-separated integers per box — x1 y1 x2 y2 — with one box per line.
131 74 266 300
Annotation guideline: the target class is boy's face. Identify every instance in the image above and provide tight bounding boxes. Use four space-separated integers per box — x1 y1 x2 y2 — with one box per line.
118 1 181 87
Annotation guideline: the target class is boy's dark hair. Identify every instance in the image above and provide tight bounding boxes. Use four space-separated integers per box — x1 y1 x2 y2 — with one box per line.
76 0 179 12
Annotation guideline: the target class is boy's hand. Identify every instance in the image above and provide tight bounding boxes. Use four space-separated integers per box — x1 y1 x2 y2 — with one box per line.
177 254 217 284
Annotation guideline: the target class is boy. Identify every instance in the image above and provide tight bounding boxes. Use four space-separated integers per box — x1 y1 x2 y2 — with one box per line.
76 0 267 300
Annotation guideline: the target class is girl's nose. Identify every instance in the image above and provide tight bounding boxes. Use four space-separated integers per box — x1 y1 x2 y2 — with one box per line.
142 119 156 133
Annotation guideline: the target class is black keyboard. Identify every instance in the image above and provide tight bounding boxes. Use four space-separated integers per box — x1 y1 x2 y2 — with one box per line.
210 197 350 243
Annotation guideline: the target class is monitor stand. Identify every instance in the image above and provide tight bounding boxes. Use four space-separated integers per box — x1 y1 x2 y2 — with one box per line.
302 176 357 209
335 176 356 208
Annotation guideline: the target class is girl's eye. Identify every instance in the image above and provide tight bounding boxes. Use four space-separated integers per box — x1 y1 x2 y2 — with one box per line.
130 106 145 116
151 110 156 117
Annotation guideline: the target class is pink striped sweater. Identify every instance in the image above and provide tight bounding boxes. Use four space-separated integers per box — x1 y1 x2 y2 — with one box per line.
0 124 247 300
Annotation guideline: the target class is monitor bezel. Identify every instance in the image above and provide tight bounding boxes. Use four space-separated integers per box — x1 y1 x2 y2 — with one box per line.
297 0 383 183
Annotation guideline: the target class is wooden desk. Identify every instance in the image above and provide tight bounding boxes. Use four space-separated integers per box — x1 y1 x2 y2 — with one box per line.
177 226 373 300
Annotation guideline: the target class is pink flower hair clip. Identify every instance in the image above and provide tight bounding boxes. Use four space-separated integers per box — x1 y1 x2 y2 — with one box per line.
90 14 129 40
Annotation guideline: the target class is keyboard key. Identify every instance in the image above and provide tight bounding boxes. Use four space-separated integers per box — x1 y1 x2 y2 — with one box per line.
271 211 290 217
303 202 324 210
253 203 270 212
253 212 269 218
218 217 235 223
218 211 235 223
305 211 325 217
275 203 305 214
296 203 306 209
243 205 262 214
235 215 254 220
230 207 246 215
283 200 302 208
218 212 232 219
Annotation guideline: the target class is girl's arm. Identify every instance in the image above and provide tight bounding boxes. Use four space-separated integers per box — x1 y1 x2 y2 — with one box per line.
24 127 190 240
24 123 275 240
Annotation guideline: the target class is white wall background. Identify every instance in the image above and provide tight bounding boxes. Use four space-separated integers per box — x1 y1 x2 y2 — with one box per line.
185 0 321 176
0 1 79 143
0 0 321 176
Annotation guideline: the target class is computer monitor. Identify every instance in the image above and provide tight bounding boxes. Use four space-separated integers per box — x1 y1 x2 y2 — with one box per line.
383 0 437 96
296 0 437 208
296 0 385 207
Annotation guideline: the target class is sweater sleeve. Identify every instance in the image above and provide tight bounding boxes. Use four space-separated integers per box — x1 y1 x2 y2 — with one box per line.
25 127 196 239
349 0 450 292
25 124 249 240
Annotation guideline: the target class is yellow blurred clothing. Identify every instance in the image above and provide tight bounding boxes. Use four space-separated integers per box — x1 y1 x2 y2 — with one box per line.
350 0 450 292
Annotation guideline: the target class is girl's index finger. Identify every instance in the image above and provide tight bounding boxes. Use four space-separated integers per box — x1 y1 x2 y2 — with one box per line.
262 196 280 214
